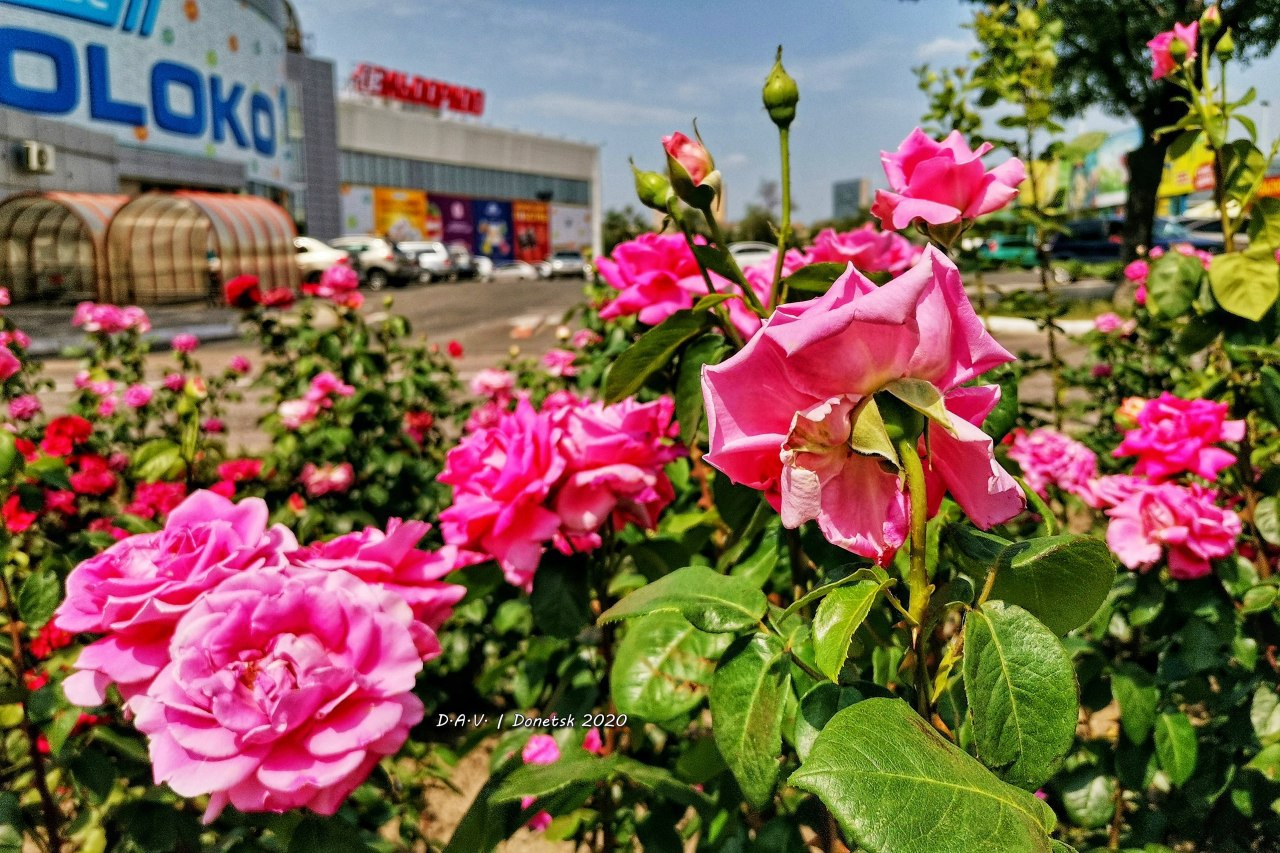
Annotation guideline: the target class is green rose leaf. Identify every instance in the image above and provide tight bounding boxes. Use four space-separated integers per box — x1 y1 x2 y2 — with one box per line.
1256 496 1280 546
603 309 712 403
1154 711 1198 787
963 601 1078 788
598 566 768 633
1111 663 1160 744
988 535 1116 636
130 439 186 484
675 333 731 445
1146 252 1204 319
1251 687 1280 747
1058 766 1116 829
790 698 1058 852
611 611 731 723
709 634 790 808
529 561 591 639
812 580 885 682
793 682 870 763
17 569 61 629
1209 250 1280 322
1246 743 1280 780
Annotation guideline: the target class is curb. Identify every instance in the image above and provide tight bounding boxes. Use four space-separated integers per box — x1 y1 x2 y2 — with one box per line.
24 321 241 359
981 316 1095 336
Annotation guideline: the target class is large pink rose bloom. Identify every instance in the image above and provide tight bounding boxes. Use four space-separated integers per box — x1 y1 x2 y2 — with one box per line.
1106 482 1240 579
801 225 920 274
1148 21 1198 81
872 129 1026 232
1007 428 1099 499
548 393 683 548
0 347 19 381
703 247 1024 563
439 397 568 590
293 519 479 634
56 491 295 707
132 569 424 822
1113 393 1245 482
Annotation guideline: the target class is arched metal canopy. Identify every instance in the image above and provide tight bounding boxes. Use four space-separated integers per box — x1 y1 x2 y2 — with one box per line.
0 192 127 303
105 192 298 304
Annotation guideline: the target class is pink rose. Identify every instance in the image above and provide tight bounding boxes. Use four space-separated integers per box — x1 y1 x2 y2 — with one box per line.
97 397 117 418
440 397 568 590
520 734 562 831
124 384 154 408
72 302 151 334
1093 313 1124 334
1106 482 1240 579
1080 474 1144 510
202 418 225 434
229 355 252 374
549 393 683 549
299 461 355 497
292 519 478 634
278 398 321 429
1113 393 1245 481
468 368 516 400
56 492 296 706
872 129 1026 231
8 394 40 420
542 348 578 377
570 329 602 349
702 247 1024 563
1006 428 1099 499
801 225 921 274
596 233 703 327
662 131 714 186
305 371 355 403
163 373 185 392
171 333 199 353
131 569 424 822
0 347 19 381
0 287 8 306
1148 21 1198 81
318 261 360 295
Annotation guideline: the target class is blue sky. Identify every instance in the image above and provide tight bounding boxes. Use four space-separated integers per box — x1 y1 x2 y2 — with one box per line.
294 0 1280 221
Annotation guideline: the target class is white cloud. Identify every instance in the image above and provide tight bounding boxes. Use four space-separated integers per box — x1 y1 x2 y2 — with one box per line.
514 93 688 127
721 152 750 169
914 36 972 60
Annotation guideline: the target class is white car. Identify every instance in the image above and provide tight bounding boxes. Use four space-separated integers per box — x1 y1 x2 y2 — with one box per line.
728 241 777 269
488 261 541 282
474 256 494 281
294 237 349 283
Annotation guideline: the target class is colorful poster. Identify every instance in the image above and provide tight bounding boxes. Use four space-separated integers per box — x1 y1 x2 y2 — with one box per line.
1160 134 1216 198
1082 128 1141 210
339 185 374 235
550 204 592 251
473 200 514 261
513 201 550 263
373 188 428 242
429 194 475 250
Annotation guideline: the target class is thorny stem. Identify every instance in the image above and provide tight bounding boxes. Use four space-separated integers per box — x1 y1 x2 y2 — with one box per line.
896 437 934 719
0 570 62 852
705 215 768 317
682 233 747 350
784 527 809 615
770 127 792 310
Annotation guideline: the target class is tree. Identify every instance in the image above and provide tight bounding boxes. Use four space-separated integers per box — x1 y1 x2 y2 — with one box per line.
1042 0 1280 259
602 206 651 255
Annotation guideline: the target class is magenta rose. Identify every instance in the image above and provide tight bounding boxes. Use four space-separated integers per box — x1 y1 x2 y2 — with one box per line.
171 333 199 353
292 519 478 634
124 384 154 408
1148 21 1198 80
702 247 1024 563
542 348 578 378
56 491 296 707
1079 474 1145 510
439 397 568 589
8 394 40 420
801 224 921 274
520 734 562 831
596 233 703 327
131 569 424 822
0 347 19 381
1106 482 1240 579
1007 428 1099 500
872 129 1026 232
299 461 355 497
1113 393 1245 481
548 393 683 548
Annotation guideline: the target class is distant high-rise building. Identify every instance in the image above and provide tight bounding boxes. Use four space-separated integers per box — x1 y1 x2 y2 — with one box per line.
832 179 869 220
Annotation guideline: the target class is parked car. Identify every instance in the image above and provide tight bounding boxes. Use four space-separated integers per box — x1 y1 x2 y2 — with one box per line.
448 243 477 280
327 236 417 290
294 237 349 282
976 232 1039 269
1178 216 1249 251
729 241 776 268
544 249 587 279
488 261 541 282
474 255 494 282
398 241 454 283
1046 216 1218 263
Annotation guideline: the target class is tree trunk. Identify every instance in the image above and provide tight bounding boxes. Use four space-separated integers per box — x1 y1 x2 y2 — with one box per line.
1121 126 1172 263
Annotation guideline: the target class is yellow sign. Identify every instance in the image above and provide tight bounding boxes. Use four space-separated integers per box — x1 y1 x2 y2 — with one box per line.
373 188 429 242
1159 136 1215 198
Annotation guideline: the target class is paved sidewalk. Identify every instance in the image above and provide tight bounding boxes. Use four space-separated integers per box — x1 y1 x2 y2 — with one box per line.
6 300 239 357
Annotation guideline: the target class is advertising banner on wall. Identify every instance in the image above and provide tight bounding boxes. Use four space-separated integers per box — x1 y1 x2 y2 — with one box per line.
550 204 592 251
0 0 290 185
473 200 514 261
340 185 375 235
513 201 549 264
428 194 475 250
373 188 428 242
1160 134 1215 198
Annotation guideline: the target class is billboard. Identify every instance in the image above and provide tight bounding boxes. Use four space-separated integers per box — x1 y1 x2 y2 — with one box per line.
0 0 290 185
474 200 513 261
1160 135 1215 198
340 185 374 235
429 194 475 250
550 204 591 251
373 188 428 242
513 201 549 264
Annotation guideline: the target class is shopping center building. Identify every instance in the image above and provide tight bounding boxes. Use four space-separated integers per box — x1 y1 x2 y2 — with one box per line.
0 0 600 302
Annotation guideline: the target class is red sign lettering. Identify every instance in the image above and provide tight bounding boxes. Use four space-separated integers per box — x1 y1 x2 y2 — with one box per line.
349 63 484 117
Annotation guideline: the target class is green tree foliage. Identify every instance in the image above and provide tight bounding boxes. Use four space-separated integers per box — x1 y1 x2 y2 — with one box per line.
602 206 651 255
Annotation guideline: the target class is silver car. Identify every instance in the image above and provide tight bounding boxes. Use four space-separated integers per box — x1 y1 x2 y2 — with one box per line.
327 236 417 290
544 250 587 279
399 241 454 283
